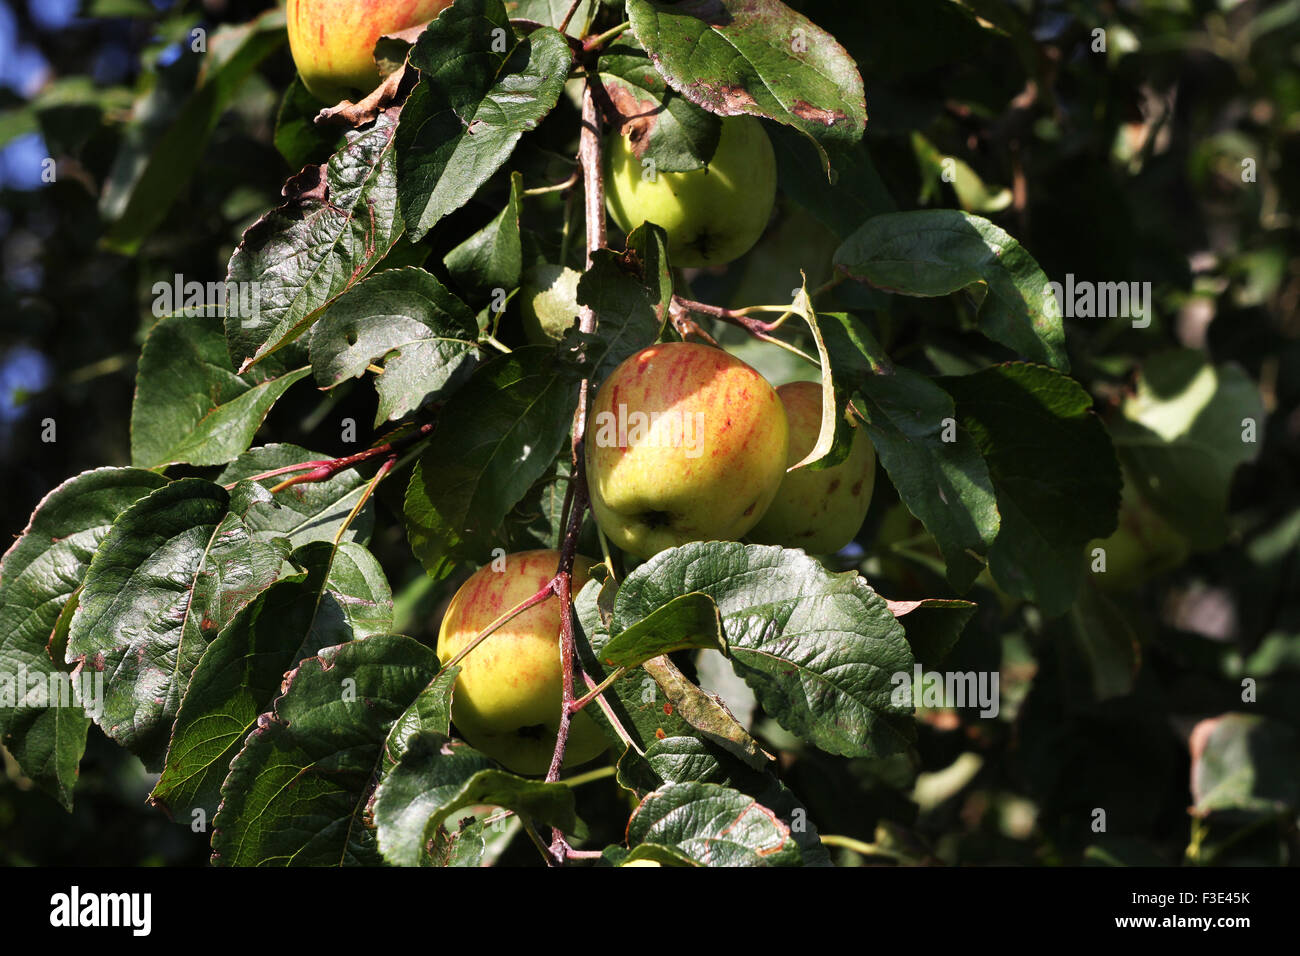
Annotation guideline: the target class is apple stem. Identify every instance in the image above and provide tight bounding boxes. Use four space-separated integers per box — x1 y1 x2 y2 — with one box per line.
331 455 394 546
522 170 580 197
571 666 627 714
442 581 557 670
557 0 588 34
583 21 631 52
672 296 820 366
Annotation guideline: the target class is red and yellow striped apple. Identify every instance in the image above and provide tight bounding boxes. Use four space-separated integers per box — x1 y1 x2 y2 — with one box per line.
747 380 877 553
436 550 609 775
585 342 789 560
287 0 451 104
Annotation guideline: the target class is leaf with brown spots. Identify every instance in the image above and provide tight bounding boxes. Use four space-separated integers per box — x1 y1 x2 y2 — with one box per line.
626 0 866 170
596 41 721 172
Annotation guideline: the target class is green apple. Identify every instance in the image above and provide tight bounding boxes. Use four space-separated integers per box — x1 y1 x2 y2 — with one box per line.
1087 472 1190 590
435 549 609 775
747 381 876 553
620 859 663 867
520 263 582 344
605 115 776 268
287 0 451 105
585 342 789 560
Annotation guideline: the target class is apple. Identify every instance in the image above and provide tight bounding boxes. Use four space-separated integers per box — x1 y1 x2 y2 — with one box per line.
1088 471 1190 590
747 381 876 553
520 263 582 344
620 859 663 867
287 0 451 105
585 342 789 560
435 549 609 775
605 115 776 268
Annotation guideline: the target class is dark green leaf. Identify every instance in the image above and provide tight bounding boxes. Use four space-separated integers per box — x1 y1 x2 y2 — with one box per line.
601 593 726 667
444 172 524 297
627 0 866 167
150 541 393 819
66 480 289 769
1110 350 1264 550
834 210 1068 370
943 362 1122 616
0 467 168 809
1191 714 1300 817
404 347 577 577
626 781 802 866
131 314 310 469
274 76 344 171
886 598 978 671
821 313 999 590
397 0 572 240
308 267 480 425
596 42 721 172
770 125 895 240
616 735 831 865
226 110 405 371
211 634 440 866
614 542 915 759
374 732 576 866
572 222 671 381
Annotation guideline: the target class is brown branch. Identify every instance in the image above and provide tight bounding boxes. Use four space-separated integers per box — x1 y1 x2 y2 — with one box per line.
546 75 608 865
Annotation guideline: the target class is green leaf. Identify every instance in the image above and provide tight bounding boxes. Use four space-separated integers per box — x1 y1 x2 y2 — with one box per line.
383 668 459 771
66 480 290 769
1058 584 1140 701
308 267 481 425
912 131 1012 213
0 467 169 809
404 347 577 577
614 542 916 759
505 0 598 36
1191 714 1300 817
150 541 393 819
211 634 440 865
601 593 726 667
444 172 524 298
226 110 405 371
821 313 999 589
617 735 831 866
131 314 310 469
834 210 1068 370
505 460 577 552
771 127 894 239
101 10 287 254
573 578 709 753
575 575 767 771
885 598 978 671
571 223 672 381
626 0 866 169
396 0 572 240
942 362 1122 616
1110 350 1264 550
626 781 802 866
217 444 376 549
374 732 577 866
596 41 721 172
274 76 344 171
